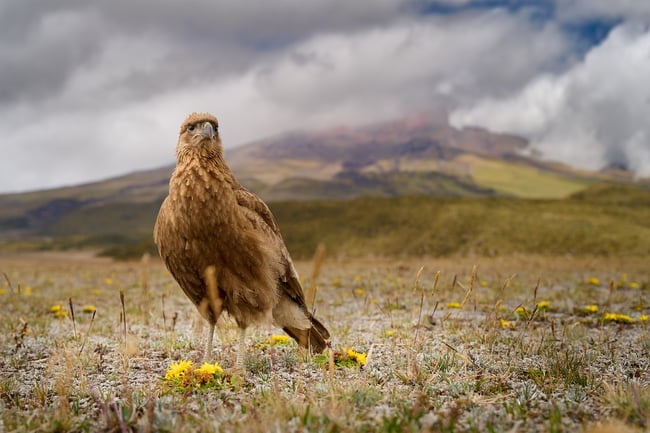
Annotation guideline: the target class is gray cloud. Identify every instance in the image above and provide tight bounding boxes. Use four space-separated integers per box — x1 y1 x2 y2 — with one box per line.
451 22 650 176
1 1 649 193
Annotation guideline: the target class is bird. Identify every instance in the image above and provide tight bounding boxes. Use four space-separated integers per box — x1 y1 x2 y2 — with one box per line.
154 112 330 366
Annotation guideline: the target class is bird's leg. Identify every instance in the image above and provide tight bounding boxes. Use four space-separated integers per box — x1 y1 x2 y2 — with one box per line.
235 327 247 371
203 322 215 362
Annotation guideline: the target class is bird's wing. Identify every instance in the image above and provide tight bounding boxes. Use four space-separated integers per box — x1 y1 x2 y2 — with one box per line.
234 185 308 307
234 185 281 235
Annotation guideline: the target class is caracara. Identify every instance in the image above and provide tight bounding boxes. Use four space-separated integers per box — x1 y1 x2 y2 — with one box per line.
154 112 329 365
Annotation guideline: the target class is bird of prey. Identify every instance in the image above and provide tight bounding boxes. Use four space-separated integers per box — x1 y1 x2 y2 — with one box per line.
154 112 329 365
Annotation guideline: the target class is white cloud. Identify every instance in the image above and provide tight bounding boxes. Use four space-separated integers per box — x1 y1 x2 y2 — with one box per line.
451 22 650 176
0 7 572 193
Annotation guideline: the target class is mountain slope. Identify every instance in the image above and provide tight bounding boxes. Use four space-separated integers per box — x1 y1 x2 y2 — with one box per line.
0 115 642 244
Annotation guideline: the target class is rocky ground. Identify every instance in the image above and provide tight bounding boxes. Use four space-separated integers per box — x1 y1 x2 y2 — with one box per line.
1 252 648 432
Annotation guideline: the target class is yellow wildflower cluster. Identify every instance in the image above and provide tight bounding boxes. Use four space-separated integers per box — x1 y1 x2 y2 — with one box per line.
346 349 367 366
49 305 68 318
446 302 461 309
165 360 194 381
163 360 224 389
267 335 292 345
537 301 550 310
500 319 515 329
584 305 599 314
314 348 367 368
603 313 635 324
82 305 96 313
587 277 601 286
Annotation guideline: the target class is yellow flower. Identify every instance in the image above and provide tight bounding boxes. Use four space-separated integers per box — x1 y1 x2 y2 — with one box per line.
354 289 365 295
165 360 193 381
446 302 461 309
83 305 96 313
0 288 7 295
268 335 292 345
603 313 635 324
54 310 68 318
346 349 367 366
194 362 223 385
105 278 113 285
500 319 515 329
584 305 598 314
50 305 63 313
515 306 528 317
353 275 362 282
587 277 600 286
639 315 648 322
479 280 489 287
385 330 395 337
537 301 550 310
629 282 640 289
195 362 223 376
23 286 32 296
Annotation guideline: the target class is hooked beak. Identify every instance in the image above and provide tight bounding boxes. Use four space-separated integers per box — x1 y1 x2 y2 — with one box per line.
196 122 215 139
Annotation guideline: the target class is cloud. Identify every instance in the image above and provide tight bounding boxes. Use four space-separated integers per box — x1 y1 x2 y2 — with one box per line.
450 22 650 176
556 2 650 22
3 1 649 193
0 2 573 193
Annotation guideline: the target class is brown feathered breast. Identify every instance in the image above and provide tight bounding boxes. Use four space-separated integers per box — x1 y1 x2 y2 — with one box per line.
154 112 329 353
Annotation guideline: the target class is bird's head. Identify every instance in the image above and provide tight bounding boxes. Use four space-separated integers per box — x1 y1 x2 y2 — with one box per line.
176 112 221 160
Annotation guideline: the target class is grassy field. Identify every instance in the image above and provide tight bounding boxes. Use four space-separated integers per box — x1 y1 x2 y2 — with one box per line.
1 252 648 432
3 183 649 263
454 154 593 198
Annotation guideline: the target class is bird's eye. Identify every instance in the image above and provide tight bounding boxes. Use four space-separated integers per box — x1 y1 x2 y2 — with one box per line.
187 124 195 132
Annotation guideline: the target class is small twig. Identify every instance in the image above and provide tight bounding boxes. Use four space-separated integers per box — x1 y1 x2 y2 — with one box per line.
307 243 326 310
413 267 426 335
119 290 127 348
14 320 29 351
161 294 167 331
2 272 14 293
442 340 480 369
461 265 477 308
430 270 441 296
69 297 77 339
90 388 111 427
79 310 97 355
498 274 517 301
533 277 540 304
109 400 128 433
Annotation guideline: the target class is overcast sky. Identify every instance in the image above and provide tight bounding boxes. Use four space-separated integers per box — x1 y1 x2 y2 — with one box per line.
1 1 650 193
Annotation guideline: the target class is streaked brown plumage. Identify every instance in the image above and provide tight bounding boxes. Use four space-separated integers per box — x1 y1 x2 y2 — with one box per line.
154 112 329 361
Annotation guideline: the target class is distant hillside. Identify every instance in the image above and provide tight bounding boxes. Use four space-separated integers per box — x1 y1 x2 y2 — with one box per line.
2 183 650 260
0 115 644 247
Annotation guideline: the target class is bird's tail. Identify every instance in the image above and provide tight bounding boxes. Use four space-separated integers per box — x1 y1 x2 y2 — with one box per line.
284 315 330 354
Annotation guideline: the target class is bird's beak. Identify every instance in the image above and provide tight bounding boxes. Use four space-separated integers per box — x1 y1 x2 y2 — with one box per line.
197 122 215 139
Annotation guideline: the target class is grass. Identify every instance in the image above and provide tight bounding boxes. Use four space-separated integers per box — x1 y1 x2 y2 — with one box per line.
456 154 592 198
3 183 650 261
0 252 649 432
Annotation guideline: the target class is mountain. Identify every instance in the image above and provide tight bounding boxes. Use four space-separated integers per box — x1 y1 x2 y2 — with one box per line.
0 115 642 249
